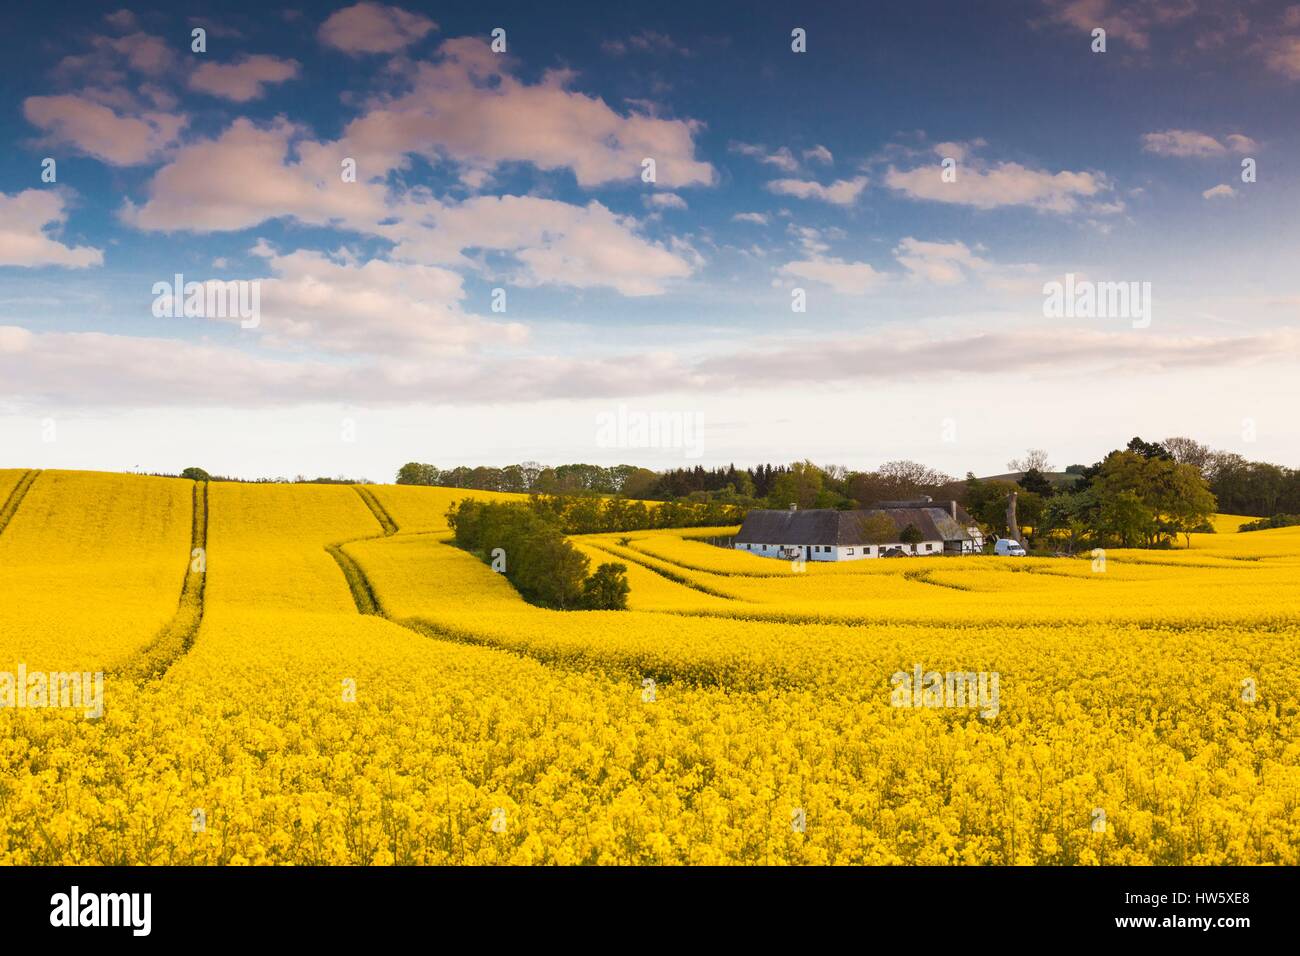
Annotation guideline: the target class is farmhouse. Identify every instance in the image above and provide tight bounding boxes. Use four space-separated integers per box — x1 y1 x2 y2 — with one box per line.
735 498 984 562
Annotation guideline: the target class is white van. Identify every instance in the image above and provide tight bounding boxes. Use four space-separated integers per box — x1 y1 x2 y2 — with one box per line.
994 538 1027 557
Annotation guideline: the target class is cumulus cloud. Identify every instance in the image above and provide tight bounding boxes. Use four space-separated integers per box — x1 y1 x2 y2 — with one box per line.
248 247 527 355
732 212 769 225
766 176 868 205
119 116 696 297
1039 0 1197 51
892 238 990 285
189 55 300 102
1202 184 1237 200
1141 129 1256 157
644 192 688 210
318 2 436 54
779 256 883 295
96 31 175 74
803 144 834 165
339 38 713 187
884 154 1108 214
1260 35 1300 79
120 118 388 231
23 95 186 165
382 196 696 296
730 142 800 173
0 191 104 268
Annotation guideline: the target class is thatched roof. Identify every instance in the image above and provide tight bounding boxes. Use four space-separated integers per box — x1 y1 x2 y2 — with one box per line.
737 505 979 546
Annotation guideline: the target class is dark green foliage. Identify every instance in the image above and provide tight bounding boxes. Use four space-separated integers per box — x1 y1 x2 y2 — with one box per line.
1239 514 1300 532
898 523 924 545
446 499 630 610
582 563 630 610
1017 467 1054 497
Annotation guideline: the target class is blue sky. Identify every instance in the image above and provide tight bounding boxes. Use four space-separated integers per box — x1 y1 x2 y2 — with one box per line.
2 1 1298 479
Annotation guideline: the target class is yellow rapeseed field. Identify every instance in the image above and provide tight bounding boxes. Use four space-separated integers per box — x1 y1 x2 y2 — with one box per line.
1 472 1298 864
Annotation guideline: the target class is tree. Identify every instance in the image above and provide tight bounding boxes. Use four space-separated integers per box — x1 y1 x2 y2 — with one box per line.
1039 490 1095 554
966 478 1020 537
1098 490 1155 547
1153 460 1217 547
513 530 589 609
396 462 439 485
1163 436 1213 475
899 523 924 545
1126 436 1171 461
846 460 951 506
582 563 630 610
620 467 660 500
1008 449 1052 473
180 467 212 482
767 460 824 509
1018 467 1054 497
855 513 899 544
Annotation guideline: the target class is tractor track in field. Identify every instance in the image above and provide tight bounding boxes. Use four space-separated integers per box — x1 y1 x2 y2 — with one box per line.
901 567 976 592
0 469 41 538
326 539 386 616
118 480 209 682
326 486 401 615
352 484 399 535
584 540 754 602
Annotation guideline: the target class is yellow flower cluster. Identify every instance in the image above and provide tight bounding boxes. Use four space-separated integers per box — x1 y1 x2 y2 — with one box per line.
1 473 1298 865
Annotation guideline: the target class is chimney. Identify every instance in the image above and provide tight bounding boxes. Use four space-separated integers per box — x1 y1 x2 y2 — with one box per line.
949 500 958 520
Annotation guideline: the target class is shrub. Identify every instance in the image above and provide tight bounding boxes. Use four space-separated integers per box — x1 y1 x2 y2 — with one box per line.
582 563 630 610
1240 514 1300 532
446 499 627 611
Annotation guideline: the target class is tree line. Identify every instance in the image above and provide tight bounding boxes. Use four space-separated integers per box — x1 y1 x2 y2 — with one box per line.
396 458 955 509
966 437 1217 550
445 499 629 610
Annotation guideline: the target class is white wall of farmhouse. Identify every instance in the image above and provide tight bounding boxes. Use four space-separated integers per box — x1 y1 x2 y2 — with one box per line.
734 540 947 561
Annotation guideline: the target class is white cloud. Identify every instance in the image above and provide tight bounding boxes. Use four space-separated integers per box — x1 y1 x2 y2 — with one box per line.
121 118 388 232
98 32 174 74
732 212 769 225
1039 0 1196 51
644 192 688 210
803 144 833 165
382 196 696 296
318 2 436 54
766 176 868 205
730 142 800 173
1202 184 1237 200
605 30 691 56
23 95 186 165
6 323 1297 410
0 191 104 268
249 247 527 355
884 157 1107 214
340 37 713 188
120 117 696 297
779 256 883 295
1261 35 1300 79
893 238 989 285
1141 129 1256 157
189 55 300 102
